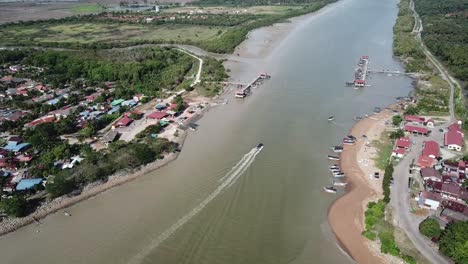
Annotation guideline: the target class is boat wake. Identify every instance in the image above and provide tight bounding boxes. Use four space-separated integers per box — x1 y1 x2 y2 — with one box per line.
128 146 263 264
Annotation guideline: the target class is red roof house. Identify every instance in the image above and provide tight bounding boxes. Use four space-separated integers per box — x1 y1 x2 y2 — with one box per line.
115 116 133 127
25 115 56 128
417 155 436 169
444 130 463 151
422 141 439 158
404 125 429 135
392 148 406 158
147 111 168 120
405 115 425 124
395 137 411 149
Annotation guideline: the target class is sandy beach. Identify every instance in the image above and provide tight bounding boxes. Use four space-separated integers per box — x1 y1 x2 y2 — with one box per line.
328 109 397 263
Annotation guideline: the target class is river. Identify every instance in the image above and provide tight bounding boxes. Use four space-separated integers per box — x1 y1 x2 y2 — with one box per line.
0 0 413 263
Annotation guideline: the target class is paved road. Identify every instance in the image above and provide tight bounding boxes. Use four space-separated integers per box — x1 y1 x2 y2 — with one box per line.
175 48 203 87
391 125 452 264
389 2 462 263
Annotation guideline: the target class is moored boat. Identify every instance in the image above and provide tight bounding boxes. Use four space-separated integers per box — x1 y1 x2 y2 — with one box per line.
327 155 340 161
323 186 337 194
333 181 348 187
328 116 335 121
331 146 343 153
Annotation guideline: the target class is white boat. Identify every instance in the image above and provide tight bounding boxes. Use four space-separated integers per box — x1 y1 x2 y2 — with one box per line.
333 173 345 178
328 116 335 121
331 146 343 153
333 181 348 187
63 211 71 216
323 186 337 193
327 155 340 161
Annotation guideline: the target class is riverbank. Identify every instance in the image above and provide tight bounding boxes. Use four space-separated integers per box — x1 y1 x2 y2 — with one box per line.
328 109 396 263
0 2 340 237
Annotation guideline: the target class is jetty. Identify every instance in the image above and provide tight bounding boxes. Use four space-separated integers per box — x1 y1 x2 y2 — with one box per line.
235 73 271 98
345 56 369 88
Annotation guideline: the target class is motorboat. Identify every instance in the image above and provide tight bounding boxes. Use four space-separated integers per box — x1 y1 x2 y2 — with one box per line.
329 165 340 169
256 143 264 150
333 181 348 187
333 174 346 178
323 186 337 194
327 155 340 161
331 146 343 153
328 116 335 121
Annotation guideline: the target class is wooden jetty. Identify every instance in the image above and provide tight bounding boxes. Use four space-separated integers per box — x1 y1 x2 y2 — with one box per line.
235 73 271 98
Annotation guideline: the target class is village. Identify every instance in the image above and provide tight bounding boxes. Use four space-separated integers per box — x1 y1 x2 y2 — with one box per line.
387 109 468 226
0 61 211 217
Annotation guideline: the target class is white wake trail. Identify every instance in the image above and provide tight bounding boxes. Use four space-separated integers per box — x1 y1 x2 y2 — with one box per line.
129 147 262 264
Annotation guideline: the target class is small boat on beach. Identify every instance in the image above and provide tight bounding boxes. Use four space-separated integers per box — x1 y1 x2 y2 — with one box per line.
328 116 335 122
329 165 340 169
327 155 340 161
63 211 71 216
333 174 345 178
323 186 337 194
331 146 343 153
333 181 348 187
343 139 355 145
353 116 363 121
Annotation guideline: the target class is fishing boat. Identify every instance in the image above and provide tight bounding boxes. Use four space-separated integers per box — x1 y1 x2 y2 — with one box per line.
327 155 340 161
328 116 335 121
333 174 346 178
331 146 343 153
323 186 337 194
333 181 348 187
329 165 340 169
256 143 264 150
343 139 355 145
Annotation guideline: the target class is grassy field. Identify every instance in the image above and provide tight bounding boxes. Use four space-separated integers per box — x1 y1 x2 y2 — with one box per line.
0 22 225 45
373 133 393 170
71 4 104 14
163 5 304 15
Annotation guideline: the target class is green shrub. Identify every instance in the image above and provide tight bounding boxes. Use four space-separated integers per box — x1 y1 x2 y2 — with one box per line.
419 218 442 238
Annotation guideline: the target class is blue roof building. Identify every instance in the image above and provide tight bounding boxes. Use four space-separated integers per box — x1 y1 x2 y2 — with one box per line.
107 106 121 115
16 178 43 191
3 142 30 152
111 99 125 106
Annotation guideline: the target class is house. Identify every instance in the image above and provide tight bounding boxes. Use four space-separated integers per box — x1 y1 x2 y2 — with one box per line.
420 168 442 182
111 99 125 106
405 115 425 125
155 103 166 111
418 191 441 210
444 123 464 152
422 141 439 159
133 94 146 102
114 116 133 127
25 115 56 128
3 142 30 153
417 155 436 169
102 130 119 143
395 137 411 149
392 148 405 158
107 106 121 115
16 178 43 191
148 111 168 120
404 125 429 135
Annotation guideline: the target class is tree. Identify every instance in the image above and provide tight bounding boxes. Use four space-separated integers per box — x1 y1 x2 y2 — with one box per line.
382 164 394 203
419 218 441 238
404 105 419 115
392 115 403 126
389 129 405 140
439 221 468 264
45 175 75 199
172 95 186 113
1 195 28 217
